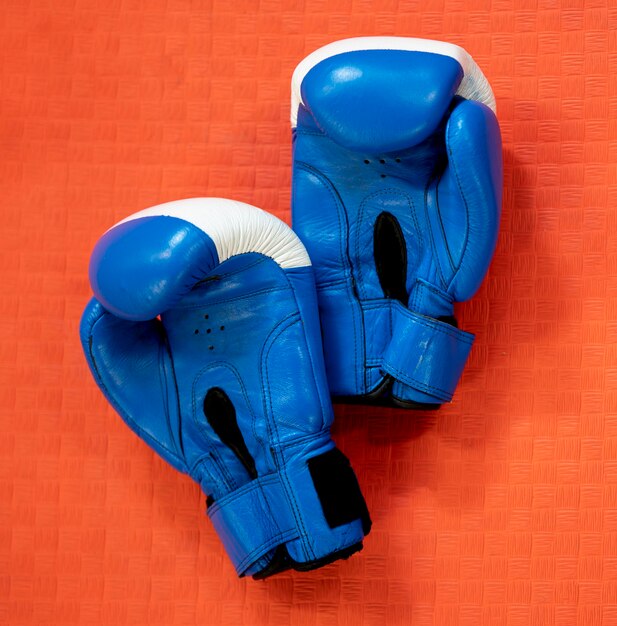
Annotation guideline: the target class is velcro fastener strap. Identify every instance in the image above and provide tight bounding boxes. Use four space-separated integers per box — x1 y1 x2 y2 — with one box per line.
381 303 474 403
308 448 371 535
207 474 298 576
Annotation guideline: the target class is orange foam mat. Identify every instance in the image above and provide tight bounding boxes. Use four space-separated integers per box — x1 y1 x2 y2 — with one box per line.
1 1 616 624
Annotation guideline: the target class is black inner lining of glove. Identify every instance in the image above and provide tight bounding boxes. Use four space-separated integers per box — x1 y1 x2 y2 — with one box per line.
374 211 408 305
307 448 372 535
203 387 257 479
251 541 365 580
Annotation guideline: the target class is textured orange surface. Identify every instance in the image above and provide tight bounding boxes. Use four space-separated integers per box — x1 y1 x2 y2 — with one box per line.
1 1 616 624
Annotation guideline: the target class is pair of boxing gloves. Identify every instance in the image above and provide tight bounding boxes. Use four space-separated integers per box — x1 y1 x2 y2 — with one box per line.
80 38 502 578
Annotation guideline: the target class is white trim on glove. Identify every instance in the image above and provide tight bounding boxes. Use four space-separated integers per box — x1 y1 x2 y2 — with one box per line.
291 36 496 127
115 197 311 270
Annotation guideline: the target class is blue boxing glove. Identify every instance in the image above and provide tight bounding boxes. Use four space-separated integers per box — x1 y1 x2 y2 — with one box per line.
291 37 503 408
80 198 371 578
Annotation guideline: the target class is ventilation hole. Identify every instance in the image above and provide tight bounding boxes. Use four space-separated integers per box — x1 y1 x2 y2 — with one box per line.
379 159 385 164
364 159 370 164
203 388 257 479
395 158 401 163
380 174 386 178
206 328 211 334
374 211 408 305
204 314 209 319
220 325 225 331
194 329 199 334
209 346 214 351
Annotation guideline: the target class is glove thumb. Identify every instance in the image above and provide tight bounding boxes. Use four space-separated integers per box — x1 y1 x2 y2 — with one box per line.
80 298 186 473
432 98 503 301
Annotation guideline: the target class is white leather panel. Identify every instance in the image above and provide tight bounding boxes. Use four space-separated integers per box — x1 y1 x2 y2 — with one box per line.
115 198 311 269
291 36 496 127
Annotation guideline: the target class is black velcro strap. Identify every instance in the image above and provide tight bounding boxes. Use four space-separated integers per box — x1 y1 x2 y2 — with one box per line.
307 448 372 535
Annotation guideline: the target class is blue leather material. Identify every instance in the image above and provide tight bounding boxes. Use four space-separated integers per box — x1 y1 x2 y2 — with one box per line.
80 207 370 577
381 303 473 403
361 300 473 404
292 47 502 406
81 300 187 473
207 433 367 574
301 50 464 153
434 99 503 300
208 475 299 574
90 216 218 321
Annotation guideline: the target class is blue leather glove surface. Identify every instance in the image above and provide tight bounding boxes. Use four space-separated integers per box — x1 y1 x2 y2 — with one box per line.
291 37 503 408
80 198 371 578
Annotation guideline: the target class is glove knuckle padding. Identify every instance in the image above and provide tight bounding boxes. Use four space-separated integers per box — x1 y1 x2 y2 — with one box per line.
291 37 503 407
300 49 463 153
80 198 370 578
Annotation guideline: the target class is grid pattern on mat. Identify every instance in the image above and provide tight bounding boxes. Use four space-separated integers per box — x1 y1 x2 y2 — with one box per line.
1 1 616 625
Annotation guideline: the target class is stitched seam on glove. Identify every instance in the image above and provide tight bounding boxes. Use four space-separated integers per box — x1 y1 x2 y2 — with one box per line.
209 452 238 491
444 107 471 292
355 188 420 393
190 360 265 491
192 454 227 494
409 276 455 315
263 316 314 560
259 313 306 443
423 172 450 291
261 314 315 561
236 529 299 575
209 474 299 573
207 255 268 279
208 473 281 514
414 277 455 302
434 171 458 277
381 308 473 398
282 287 331 427
360 299 390 377
397 312 474 343
316 278 348 291
295 160 364 394
295 127 326 138
158 333 185 461
170 285 290 310
355 188 417 302
294 161 349 282
381 358 454 400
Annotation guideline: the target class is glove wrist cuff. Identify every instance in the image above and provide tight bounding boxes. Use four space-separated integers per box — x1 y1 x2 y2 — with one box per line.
381 302 474 405
207 445 371 578
207 473 297 576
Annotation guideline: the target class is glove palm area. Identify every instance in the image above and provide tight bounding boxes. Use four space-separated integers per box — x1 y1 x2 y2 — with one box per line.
292 37 503 408
80 198 370 578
